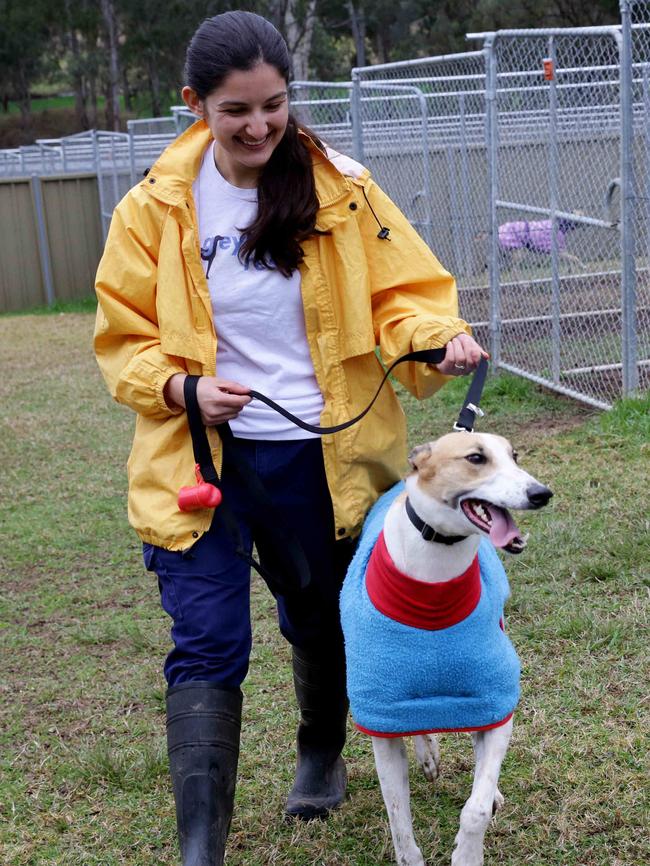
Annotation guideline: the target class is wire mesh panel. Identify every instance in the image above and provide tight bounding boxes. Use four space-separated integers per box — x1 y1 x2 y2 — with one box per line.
488 28 632 408
170 106 197 134
92 131 134 237
352 53 489 329
289 81 354 154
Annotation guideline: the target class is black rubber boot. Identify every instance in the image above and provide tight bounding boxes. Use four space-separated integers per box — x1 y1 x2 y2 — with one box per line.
166 682 242 866
285 644 349 820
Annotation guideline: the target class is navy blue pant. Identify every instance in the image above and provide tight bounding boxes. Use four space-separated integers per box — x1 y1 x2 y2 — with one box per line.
143 437 354 689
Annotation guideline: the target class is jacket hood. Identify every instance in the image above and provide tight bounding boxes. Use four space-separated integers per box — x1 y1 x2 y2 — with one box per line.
141 118 369 230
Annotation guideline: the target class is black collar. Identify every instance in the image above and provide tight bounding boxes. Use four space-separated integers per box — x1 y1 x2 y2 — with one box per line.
405 497 468 545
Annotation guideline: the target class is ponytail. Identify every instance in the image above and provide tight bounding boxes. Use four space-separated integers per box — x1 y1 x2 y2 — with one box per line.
239 116 326 277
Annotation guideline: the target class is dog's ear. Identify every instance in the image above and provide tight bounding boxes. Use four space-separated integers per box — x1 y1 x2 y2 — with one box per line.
408 443 433 472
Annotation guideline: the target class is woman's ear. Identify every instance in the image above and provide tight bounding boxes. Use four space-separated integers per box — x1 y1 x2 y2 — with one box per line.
182 86 204 118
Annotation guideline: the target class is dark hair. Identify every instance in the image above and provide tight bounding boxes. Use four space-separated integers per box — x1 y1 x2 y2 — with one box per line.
184 11 325 277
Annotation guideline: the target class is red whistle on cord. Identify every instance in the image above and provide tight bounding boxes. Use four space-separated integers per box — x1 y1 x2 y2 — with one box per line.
178 464 222 512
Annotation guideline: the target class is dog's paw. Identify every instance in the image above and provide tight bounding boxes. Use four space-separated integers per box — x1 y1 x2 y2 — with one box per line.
396 849 426 866
492 788 505 815
414 734 440 782
451 841 484 866
420 753 440 782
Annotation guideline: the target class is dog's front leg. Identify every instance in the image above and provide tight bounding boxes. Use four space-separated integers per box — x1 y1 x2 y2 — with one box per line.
372 736 426 866
451 718 513 866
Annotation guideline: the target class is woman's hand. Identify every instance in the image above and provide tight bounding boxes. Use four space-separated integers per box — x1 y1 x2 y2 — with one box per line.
435 334 489 377
164 374 251 425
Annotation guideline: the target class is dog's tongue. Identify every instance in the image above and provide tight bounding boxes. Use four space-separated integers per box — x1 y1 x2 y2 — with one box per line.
487 505 521 548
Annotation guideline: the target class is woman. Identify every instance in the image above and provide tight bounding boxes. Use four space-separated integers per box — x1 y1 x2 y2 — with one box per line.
94 10 486 866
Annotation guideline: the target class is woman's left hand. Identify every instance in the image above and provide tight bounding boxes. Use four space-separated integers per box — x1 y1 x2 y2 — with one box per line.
436 333 489 376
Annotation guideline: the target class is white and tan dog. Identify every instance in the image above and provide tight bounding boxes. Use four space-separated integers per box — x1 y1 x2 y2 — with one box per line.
340 432 552 866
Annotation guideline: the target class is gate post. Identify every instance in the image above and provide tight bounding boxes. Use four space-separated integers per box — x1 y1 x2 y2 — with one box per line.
30 174 55 307
547 36 562 386
619 0 639 395
484 35 501 369
351 69 365 163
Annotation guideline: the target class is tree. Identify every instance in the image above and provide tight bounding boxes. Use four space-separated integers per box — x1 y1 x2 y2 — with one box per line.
0 0 52 129
100 0 121 130
119 0 210 117
59 0 102 130
285 0 318 82
347 1 366 67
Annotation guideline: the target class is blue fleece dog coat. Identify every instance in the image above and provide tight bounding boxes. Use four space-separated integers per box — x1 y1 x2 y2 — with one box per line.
340 482 520 737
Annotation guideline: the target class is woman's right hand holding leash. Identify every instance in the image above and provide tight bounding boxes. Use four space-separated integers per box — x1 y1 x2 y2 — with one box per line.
165 373 251 425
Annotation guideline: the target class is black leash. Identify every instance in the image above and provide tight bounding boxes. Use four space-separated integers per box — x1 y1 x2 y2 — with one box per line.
183 375 311 598
454 356 488 433
246 350 488 435
247 348 446 435
180 352 489 595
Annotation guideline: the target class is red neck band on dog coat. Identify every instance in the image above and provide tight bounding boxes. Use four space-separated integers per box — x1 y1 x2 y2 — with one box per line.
366 532 481 630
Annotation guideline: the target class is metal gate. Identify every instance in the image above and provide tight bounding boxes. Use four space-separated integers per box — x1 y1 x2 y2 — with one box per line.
292 17 649 409
479 27 630 409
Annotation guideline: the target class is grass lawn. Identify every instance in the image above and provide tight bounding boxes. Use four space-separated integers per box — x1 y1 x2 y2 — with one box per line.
0 310 648 865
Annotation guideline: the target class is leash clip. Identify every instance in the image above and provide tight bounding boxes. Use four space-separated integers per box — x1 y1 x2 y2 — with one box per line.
452 404 485 434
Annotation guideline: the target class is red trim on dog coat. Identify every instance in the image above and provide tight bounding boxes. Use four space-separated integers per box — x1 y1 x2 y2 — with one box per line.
365 531 481 630
356 711 514 738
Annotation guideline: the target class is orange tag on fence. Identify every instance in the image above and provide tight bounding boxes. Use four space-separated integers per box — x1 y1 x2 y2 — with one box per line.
543 58 554 81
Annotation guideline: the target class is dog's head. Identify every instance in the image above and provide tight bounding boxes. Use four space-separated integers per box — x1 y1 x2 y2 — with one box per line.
407 432 552 554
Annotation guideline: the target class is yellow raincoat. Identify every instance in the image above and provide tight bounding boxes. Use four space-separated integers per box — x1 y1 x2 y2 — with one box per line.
94 121 471 550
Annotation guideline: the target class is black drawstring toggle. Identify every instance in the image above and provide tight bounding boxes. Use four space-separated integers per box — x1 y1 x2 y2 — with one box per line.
362 187 391 240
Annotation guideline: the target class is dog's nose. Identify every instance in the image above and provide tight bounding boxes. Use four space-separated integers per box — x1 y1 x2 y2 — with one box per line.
527 484 553 508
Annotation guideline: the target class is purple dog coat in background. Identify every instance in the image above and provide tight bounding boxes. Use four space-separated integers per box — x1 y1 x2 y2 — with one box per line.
498 219 568 254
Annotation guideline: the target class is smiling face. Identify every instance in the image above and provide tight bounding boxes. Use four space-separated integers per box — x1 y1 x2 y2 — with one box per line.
407 432 553 554
182 62 289 188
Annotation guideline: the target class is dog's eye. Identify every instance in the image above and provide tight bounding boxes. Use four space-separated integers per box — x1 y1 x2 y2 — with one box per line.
512 450 519 463
465 453 486 465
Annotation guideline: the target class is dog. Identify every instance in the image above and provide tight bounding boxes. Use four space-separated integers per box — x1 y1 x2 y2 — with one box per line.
340 432 553 866
475 216 586 273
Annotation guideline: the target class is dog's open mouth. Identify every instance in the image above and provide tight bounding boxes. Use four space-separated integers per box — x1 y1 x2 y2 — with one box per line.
460 499 527 554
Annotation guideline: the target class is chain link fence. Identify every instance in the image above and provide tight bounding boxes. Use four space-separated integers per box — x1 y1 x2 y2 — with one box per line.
2 10 649 408
351 52 491 355
292 15 648 408
482 27 630 408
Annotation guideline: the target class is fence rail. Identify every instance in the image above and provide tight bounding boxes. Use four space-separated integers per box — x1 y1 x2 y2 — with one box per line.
1 4 648 409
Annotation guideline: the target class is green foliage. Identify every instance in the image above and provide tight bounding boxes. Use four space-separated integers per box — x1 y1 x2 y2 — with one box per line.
0 0 53 112
0 0 631 136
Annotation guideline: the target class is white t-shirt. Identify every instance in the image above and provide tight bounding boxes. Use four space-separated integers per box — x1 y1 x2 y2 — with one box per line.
193 145 324 439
